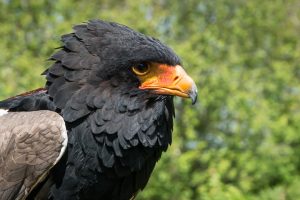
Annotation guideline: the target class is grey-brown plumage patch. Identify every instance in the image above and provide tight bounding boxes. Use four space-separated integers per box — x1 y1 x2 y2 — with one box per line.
0 111 67 200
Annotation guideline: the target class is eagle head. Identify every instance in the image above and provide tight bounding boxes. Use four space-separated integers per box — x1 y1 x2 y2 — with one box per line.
45 20 197 116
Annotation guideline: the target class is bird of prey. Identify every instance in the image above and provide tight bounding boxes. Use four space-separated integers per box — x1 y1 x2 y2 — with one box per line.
0 20 197 200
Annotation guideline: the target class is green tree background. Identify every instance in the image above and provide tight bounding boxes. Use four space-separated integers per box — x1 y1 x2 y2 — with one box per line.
1 0 300 199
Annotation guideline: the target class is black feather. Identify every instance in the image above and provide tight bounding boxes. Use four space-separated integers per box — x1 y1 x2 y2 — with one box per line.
53 83 80 108
48 62 65 76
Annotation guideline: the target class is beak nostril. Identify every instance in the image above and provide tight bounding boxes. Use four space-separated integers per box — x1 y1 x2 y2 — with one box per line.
174 76 179 81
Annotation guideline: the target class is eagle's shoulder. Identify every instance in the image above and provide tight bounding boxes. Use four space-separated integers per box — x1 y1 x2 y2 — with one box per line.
0 110 67 200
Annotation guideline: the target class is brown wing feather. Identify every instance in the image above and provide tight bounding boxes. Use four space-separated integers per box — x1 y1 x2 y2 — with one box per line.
0 111 67 200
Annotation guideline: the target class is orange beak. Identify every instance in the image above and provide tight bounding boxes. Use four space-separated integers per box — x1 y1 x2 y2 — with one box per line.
138 64 198 104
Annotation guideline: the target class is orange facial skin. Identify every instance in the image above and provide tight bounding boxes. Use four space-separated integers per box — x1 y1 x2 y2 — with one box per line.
134 63 198 104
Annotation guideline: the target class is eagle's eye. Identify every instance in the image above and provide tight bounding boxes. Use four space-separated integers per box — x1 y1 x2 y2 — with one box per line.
132 63 150 76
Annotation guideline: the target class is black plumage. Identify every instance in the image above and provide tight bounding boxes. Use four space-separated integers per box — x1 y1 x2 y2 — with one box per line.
0 19 195 200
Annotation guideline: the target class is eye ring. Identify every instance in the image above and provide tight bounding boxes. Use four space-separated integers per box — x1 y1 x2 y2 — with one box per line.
132 63 150 76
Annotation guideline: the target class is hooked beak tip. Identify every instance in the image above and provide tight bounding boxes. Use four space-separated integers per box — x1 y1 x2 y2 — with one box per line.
188 85 198 105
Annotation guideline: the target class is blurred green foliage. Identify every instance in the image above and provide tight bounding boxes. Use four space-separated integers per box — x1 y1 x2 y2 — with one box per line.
1 0 300 199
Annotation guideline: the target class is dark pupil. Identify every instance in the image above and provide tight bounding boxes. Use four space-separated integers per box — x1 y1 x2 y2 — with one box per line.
136 63 148 72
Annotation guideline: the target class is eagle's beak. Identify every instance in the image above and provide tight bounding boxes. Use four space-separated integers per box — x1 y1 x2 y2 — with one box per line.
139 64 198 104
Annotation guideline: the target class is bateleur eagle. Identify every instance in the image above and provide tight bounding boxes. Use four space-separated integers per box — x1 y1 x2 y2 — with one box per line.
0 20 197 200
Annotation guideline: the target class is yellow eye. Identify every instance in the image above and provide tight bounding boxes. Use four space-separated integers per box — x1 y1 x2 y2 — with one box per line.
132 63 150 75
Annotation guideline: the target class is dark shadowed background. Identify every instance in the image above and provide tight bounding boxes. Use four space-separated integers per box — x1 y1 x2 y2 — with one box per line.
0 0 300 199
